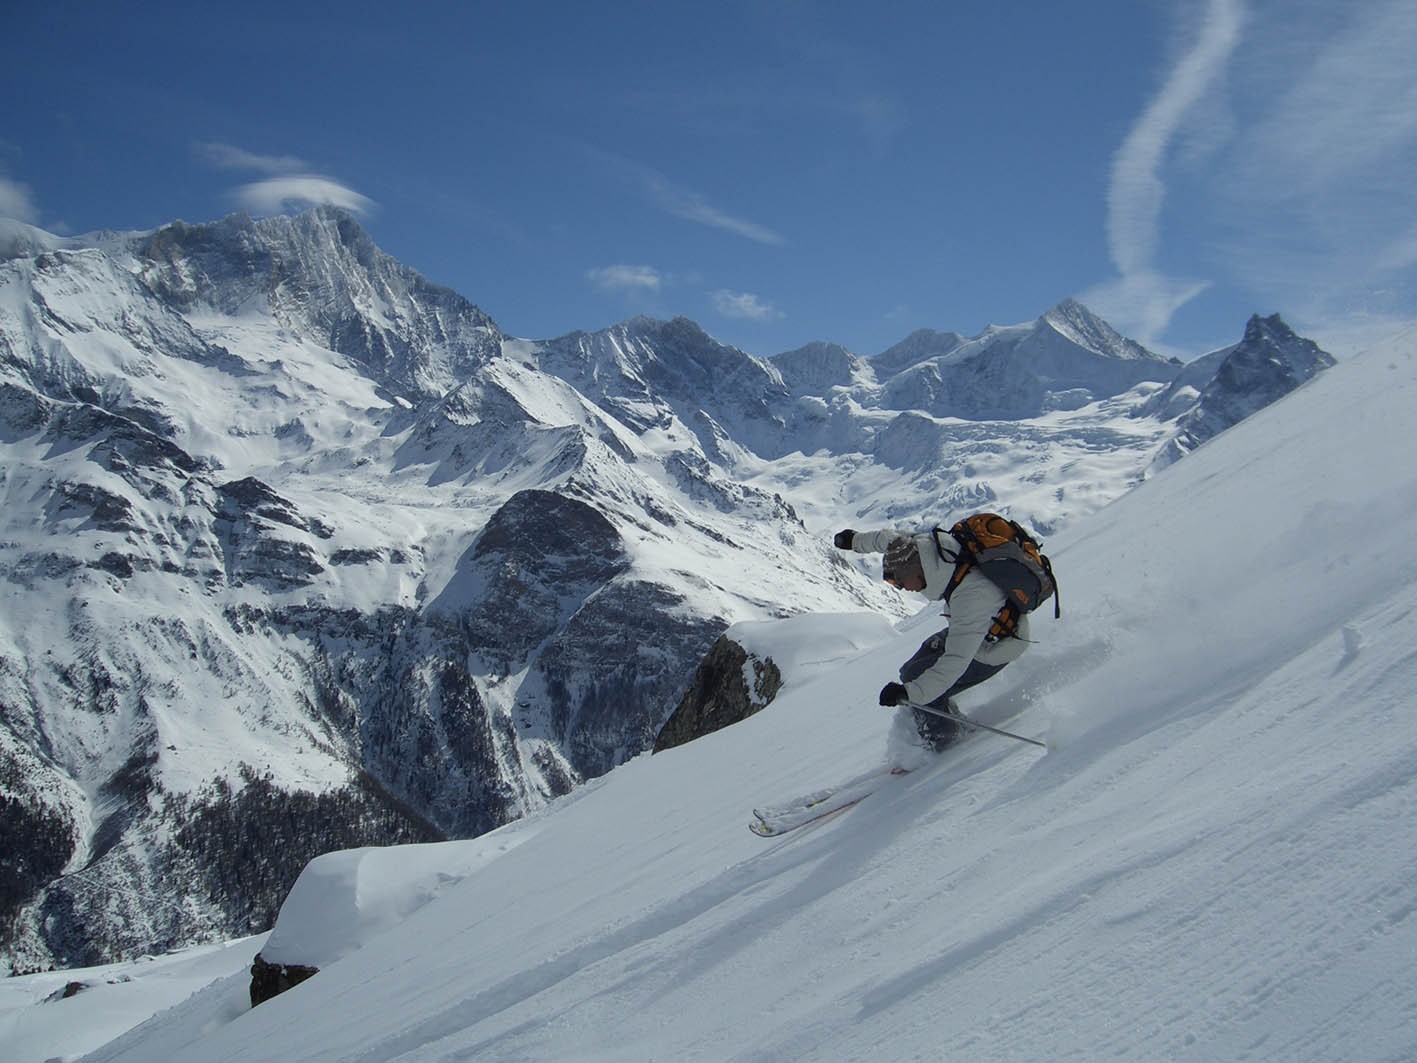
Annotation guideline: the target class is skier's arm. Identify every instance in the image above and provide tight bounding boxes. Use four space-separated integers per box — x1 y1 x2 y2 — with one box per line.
899 574 1001 705
841 528 908 555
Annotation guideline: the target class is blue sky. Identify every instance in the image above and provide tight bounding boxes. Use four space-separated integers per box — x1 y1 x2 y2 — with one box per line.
3 1 1415 361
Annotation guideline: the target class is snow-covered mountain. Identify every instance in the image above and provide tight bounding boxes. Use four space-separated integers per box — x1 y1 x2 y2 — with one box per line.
22 312 1415 1063
872 298 1179 421
1147 311 1337 467
0 206 1332 974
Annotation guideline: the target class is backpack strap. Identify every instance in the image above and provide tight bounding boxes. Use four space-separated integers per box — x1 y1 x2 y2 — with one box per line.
1040 552 1061 619
930 525 969 603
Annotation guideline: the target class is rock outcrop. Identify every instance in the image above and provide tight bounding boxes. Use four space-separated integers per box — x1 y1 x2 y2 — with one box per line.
654 637 783 752
250 953 319 1007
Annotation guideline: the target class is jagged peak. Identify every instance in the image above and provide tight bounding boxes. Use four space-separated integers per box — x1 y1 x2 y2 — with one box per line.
770 339 865 394
141 205 376 262
1229 312 1335 374
1241 312 1305 348
1046 296 1096 319
618 314 728 348
138 207 486 319
1040 298 1170 363
874 327 967 371
542 314 767 395
772 339 858 361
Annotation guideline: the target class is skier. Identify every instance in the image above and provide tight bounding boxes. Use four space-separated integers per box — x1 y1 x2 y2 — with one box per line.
833 526 1034 752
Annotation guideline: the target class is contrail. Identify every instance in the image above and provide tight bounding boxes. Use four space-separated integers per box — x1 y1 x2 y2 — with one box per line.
1104 0 1243 316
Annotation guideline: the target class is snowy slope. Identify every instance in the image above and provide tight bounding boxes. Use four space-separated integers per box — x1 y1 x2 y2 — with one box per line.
64 323 1417 1062
0 935 267 1063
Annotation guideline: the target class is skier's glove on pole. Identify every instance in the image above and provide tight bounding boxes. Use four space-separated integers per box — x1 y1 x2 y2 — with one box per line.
878 682 907 707
833 529 856 549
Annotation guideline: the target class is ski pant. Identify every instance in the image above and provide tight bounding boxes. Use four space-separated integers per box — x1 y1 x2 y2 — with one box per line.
901 640 1008 747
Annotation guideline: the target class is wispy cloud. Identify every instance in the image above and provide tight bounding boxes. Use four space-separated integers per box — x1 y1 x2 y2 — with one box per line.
712 289 782 321
588 264 665 293
1106 0 1243 275
234 176 375 217
1218 1 1417 285
589 148 785 246
0 174 39 223
196 141 375 217
1087 0 1243 344
643 170 786 246
1092 0 1417 355
195 141 310 175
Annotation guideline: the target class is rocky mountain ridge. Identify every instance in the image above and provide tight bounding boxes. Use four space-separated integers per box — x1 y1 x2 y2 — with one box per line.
0 206 1332 971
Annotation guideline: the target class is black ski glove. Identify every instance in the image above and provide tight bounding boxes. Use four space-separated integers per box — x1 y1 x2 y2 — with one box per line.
878 682 908 707
833 529 856 550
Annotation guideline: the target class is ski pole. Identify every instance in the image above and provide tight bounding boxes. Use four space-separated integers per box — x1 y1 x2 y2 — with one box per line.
908 701 1047 749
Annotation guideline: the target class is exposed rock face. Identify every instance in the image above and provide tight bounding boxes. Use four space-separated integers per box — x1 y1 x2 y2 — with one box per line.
654 636 783 752
772 340 863 396
1152 313 1337 468
458 489 631 664
250 953 320 1007
136 209 502 398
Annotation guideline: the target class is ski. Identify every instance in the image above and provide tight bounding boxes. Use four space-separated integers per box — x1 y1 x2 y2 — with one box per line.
751 765 893 821
747 702 1042 838
750 793 869 836
749 768 909 837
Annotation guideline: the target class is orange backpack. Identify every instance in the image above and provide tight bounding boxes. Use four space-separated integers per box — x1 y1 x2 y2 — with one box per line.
932 513 1060 641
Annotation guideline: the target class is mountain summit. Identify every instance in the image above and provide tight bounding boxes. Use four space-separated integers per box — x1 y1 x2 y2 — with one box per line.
871 298 1180 421
1041 297 1164 363
137 206 502 397
1150 312 1337 466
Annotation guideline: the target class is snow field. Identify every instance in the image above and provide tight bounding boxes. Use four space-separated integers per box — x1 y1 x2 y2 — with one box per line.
0 936 268 1063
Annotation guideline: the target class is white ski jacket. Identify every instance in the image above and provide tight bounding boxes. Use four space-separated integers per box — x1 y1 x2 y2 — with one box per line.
849 527 1031 706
